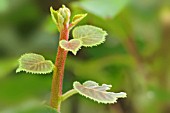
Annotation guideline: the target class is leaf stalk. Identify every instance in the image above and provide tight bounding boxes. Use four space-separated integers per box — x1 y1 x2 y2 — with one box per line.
61 89 78 102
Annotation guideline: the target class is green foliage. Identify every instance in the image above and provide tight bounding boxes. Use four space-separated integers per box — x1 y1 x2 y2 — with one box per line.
73 81 127 104
1 0 170 113
72 14 87 23
16 53 54 74
0 73 52 105
50 5 71 31
59 39 82 55
0 0 8 13
1 100 58 113
72 0 129 18
14 4 127 113
69 13 87 30
21 105 58 113
0 59 17 78
73 25 107 47
17 105 58 113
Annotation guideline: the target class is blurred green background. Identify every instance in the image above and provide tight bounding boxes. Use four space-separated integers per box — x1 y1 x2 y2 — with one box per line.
0 0 170 113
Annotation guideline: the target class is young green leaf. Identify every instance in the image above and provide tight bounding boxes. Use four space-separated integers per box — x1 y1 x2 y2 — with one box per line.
50 7 59 26
72 25 107 47
73 81 127 104
16 53 54 74
50 7 64 31
69 13 87 30
59 39 82 55
50 5 70 31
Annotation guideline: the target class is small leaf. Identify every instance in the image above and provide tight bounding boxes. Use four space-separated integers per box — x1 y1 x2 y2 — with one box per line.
50 7 58 25
72 25 107 47
16 53 54 74
57 12 64 30
59 39 82 55
73 81 127 104
69 13 87 30
50 6 64 31
72 13 87 24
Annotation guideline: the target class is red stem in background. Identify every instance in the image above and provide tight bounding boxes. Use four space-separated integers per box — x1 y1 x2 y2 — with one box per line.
50 24 69 112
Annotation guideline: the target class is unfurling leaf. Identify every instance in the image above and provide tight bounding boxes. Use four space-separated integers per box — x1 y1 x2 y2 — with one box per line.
73 81 127 104
58 5 71 24
50 5 71 31
73 25 107 47
16 53 54 74
72 14 87 24
59 39 82 55
50 7 64 31
50 7 59 25
69 13 87 30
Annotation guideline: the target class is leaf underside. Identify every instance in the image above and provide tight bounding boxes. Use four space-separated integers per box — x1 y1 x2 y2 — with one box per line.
73 25 107 47
59 39 82 55
16 53 54 74
73 81 127 104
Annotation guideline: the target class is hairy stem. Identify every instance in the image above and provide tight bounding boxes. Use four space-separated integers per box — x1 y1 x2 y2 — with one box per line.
61 89 78 102
50 24 69 112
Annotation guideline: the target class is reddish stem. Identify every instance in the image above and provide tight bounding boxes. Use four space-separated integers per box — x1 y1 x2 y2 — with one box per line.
50 24 69 112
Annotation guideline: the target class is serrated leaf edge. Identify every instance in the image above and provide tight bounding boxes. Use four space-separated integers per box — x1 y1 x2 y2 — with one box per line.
16 53 54 74
73 81 127 104
59 39 83 55
73 25 108 47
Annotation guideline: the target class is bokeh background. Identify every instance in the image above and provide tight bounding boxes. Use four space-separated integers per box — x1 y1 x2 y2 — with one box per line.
0 0 170 113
